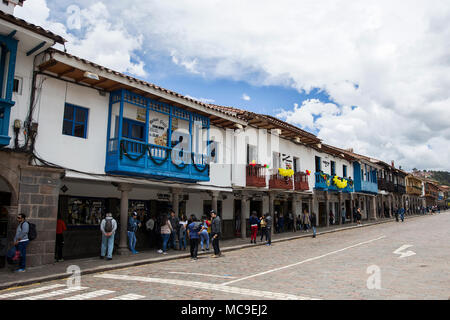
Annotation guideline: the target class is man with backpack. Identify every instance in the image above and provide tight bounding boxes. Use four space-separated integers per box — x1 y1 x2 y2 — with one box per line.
13 214 35 272
100 213 117 260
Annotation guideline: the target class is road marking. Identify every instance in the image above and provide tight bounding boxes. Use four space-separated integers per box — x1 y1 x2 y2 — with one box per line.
393 245 416 258
168 272 237 279
59 289 115 300
0 284 66 299
109 293 146 300
94 274 317 300
221 235 387 286
17 286 88 300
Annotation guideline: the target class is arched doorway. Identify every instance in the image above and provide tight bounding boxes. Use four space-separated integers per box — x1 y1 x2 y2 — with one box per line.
0 176 16 268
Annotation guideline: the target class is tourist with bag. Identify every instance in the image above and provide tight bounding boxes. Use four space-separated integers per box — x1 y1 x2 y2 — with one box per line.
100 213 117 260
13 214 30 272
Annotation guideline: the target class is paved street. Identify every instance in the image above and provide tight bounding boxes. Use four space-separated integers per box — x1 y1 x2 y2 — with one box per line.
0 212 448 300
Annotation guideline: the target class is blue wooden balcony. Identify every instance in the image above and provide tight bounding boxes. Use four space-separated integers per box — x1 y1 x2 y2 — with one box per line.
353 162 378 194
105 90 210 182
314 172 354 193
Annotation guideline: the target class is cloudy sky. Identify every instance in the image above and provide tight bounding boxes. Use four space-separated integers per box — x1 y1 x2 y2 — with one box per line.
15 0 450 171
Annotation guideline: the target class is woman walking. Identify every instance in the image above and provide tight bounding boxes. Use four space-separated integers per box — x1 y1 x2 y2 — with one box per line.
158 214 172 255
249 212 259 244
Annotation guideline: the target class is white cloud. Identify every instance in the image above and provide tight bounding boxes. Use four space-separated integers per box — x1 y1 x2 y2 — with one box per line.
185 95 215 104
15 1 147 77
15 0 450 170
242 93 251 101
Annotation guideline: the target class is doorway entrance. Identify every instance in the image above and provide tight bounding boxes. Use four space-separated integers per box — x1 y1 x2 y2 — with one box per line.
319 202 327 227
0 177 13 268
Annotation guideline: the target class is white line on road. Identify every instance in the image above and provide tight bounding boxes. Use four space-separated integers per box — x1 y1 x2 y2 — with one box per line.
168 272 237 279
393 245 416 258
109 293 146 300
94 274 317 300
17 286 89 300
0 284 66 299
221 235 387 286
59 289 115 300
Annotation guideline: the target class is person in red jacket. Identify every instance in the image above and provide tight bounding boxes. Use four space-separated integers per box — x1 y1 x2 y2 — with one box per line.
55 214 67 262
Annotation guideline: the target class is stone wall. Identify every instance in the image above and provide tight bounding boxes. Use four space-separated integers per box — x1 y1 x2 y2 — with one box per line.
4 159 64 267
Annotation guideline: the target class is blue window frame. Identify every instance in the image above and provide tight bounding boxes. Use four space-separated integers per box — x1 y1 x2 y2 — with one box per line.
331 161 336 176
115 117 145 141
343 165 347 178
62 103 89 138
315 156 321 172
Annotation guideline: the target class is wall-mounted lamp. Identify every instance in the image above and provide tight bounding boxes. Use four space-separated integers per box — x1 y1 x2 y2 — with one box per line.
84 71 99 81
14 119 21 129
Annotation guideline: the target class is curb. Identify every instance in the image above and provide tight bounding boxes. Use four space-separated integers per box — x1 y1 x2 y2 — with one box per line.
0 214 427 291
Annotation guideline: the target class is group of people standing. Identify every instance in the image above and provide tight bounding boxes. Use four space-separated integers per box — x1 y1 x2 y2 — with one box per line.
98 209 223 261
249 210 318 242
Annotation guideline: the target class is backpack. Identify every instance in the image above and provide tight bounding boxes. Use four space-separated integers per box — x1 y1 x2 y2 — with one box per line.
24 221 37 241
104 219 113 233
193 222 203 233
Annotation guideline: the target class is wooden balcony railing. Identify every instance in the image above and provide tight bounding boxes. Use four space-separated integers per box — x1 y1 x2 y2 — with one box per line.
294 172 309 191
246 164 267 188
378 178 395 192
269 173 293 190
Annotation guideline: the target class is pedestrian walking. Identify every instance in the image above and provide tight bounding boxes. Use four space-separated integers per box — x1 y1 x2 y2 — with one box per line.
55 214 67 262
395 207 399 222
100 213 117 260
303 210 310 232
341 207 346 225
200 216 210 251
210 210 222 257
13 214 30 272
169 210 179 250
356 208 362 225
274 212 279 233
310 213 317 238
264 213 273 246
400 207 405 222
353 207 358 223
329 210 334 225
178 214 188 250
259 215 267 242
249 211 259 244
127 211 141 254
158 214 173 255
187 215 201 260
278 213 284 233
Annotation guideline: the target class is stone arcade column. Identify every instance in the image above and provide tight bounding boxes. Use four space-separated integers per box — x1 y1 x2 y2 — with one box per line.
240 193 249 239
171 188 181 216
371 196 377 220
292 195 298 231
269 191 275 236
211 191 219 214
338 192 343 225
117 183 132 255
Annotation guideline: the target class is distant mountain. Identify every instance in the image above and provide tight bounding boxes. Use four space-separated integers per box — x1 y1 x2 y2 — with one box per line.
429 171 450 187
411 170 450 186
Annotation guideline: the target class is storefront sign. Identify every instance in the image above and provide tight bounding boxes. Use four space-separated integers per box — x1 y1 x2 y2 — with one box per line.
157 193 171 201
